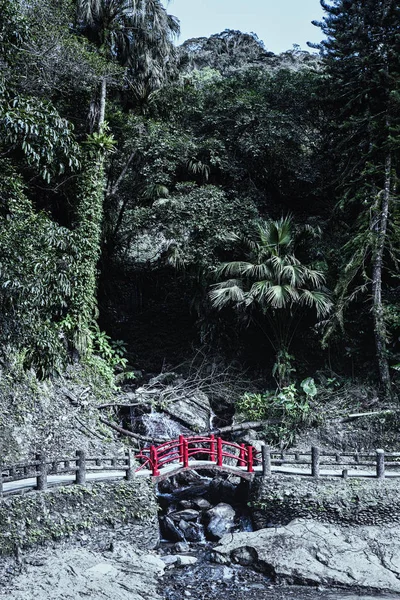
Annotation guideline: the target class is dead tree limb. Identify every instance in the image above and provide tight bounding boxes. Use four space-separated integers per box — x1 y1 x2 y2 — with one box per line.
342 410 396 422
201 420 275 436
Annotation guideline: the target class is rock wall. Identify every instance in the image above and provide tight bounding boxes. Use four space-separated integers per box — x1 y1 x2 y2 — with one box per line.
0 480 158 557
251 475 400 527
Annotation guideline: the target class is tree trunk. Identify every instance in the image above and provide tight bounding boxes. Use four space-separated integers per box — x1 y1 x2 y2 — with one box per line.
98 76 107 132
371 153 392 398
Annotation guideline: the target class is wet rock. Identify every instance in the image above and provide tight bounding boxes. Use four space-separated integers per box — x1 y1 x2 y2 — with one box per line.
174 541 190 553
160 516 185 542
170 509 199 522
178 520 205 543
192 497 211 511
205 503 236 541
212 519 400 592
178 500 193 510
209 478 237 504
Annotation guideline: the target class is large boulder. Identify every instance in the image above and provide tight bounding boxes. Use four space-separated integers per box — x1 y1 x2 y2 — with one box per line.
164 390 212 432
204 503 236 541
212 519 400 592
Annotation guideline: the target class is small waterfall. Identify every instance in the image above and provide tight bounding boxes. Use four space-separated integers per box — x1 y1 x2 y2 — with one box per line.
141 411 183 439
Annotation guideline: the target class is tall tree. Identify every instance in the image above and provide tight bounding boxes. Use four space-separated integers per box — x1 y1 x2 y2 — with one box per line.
315 0 400 397
69 0 179 348
76 0 179 123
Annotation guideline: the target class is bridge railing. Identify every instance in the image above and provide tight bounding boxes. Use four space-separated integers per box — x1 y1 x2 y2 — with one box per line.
135 435 262 477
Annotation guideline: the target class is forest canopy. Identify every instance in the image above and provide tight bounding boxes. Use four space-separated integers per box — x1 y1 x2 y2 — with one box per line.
0 0 399 399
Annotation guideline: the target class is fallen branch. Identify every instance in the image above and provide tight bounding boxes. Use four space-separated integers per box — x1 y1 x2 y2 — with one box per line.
342 410 396 422
202 420 275 436
99 418 166 444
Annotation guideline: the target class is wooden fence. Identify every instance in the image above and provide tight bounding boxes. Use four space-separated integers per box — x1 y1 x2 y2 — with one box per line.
0 449 135 496
1 446 400 497
261 446 394 479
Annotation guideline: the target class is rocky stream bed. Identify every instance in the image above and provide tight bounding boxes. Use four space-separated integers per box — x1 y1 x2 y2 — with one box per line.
2 475 400 600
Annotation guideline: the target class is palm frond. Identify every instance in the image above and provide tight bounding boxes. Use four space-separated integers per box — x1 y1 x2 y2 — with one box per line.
250 282 299 309
209 281 245 309
299 289 333 317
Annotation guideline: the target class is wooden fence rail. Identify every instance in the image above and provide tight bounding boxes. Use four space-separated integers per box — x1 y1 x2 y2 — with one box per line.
0 450 134 496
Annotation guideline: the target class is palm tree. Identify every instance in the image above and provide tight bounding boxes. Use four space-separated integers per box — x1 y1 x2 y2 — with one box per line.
76 0 180 126
69 0 179 350
209 216 332 387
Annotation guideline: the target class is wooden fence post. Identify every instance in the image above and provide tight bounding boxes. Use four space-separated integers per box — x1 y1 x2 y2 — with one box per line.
125 449 134 481
376 449 385 479
311 446 320 478
75 450 86 485
262 445 271 478
36 453 48 491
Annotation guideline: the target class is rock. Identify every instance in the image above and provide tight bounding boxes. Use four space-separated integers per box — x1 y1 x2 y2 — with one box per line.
161 555 179 566
2 544 164 600
192 497 211 511
86 562 119 577
212 519 400 593
209 478 237 504
160 516 185 542
178 520 205 543
204 503 236 541
176 556 198 567
178 500 193 510
169 509 199 522
165 390 212 432
174 541 190 553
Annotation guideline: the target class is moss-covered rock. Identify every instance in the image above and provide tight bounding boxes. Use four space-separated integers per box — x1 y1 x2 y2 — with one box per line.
0 479 158 557
251 476 400 527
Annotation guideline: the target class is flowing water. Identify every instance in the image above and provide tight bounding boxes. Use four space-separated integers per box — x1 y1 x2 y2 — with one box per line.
157 478 395 600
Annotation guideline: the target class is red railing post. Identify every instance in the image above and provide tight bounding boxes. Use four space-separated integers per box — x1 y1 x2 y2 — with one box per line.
217 437 223 467
179 435 184 463
238 443 246 467
183 437 189 467
247 445 254 473
150 446 160 477
210 434 216 462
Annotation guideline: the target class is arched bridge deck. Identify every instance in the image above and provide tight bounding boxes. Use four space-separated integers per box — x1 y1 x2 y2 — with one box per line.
134 435 259 481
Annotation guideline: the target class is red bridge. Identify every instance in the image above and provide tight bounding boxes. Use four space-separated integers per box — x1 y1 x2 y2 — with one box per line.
134 435 261 480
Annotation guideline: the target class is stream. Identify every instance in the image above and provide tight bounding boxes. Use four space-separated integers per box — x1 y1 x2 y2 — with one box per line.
156 475 395 600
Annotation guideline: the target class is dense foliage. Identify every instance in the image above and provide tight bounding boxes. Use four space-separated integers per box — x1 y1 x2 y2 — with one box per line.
0 0 399 400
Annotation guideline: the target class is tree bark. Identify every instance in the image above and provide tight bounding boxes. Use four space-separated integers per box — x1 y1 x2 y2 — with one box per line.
371 153 392 398
98 76 107 132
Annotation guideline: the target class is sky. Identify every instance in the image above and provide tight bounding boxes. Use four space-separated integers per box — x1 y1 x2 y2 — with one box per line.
163 0 325 55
